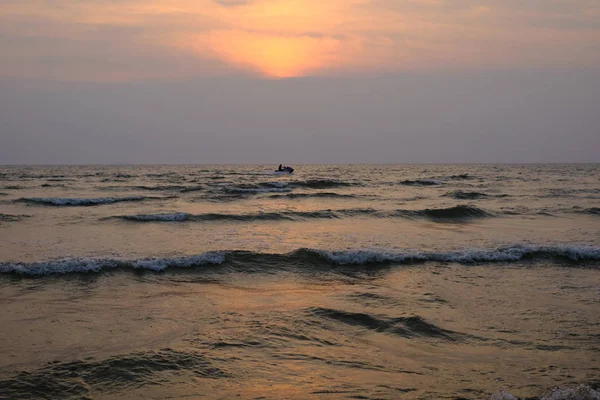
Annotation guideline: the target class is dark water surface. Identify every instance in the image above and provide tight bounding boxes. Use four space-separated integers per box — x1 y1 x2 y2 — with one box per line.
1 164 599 399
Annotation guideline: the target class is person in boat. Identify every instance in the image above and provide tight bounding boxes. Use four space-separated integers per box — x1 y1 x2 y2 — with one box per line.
277 164 294 173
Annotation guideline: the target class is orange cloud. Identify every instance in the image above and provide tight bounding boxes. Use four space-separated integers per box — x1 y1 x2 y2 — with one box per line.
2 0 599 81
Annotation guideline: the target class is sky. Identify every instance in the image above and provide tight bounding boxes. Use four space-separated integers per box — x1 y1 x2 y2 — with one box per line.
1 0 599 163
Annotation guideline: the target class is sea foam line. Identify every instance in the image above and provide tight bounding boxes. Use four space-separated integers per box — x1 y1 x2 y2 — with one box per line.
0 253 226 275
491 384 600 400
112 205 491 223
1 245 599 276
307 244 600 265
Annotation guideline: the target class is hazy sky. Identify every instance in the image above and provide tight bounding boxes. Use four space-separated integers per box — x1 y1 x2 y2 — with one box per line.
1 0 599 163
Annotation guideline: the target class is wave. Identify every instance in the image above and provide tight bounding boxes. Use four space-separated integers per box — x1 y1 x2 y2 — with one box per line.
0 253 225 275
310 308 457 340
193 193 247 202
14 174 69 180
178 186 206 193
443 190 489 199
400 179 443 186
0 213 30 223
448 174 474 180
101 178 129 183
1 185 26 190
17 196 170 206
2 245 599 276
113 173 137 179
223 185 291 194
304 245 600 265
40 183 66 188
113 208 377 222
576 207 600 215
98 184 203 193
289 179 360 189
119 206 483 222
394 205 491 219
113 205 490 224
263 181 289 188
220 171 284 176
269 192 357 199
132 185 189 191
202 182 289 196
540 188 600 199
117 212 192 221
0 349 225 400
146 173 177 178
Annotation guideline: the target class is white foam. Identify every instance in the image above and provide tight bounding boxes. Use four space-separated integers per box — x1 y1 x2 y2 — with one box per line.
121 212 191 221
541 385 600 400
21 196 152 206
0 253 225 275
3 245 600 275
312 245 600 265
491 385 600 400
490 389 518 400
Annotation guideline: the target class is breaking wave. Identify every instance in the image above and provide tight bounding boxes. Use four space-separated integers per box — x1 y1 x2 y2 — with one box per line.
117 212 192 222
113 208 377 222
2 244 599 276
303 244 600 265
17 196 169 206
112 206 490 223
0 253 225 275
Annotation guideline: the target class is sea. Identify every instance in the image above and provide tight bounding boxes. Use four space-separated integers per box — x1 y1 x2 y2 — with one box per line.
0 164 599 400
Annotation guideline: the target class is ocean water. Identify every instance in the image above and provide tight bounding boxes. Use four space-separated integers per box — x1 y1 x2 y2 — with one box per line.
0 164 599 400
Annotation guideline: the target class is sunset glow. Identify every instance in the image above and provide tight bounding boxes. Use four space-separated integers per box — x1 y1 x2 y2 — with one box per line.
1 0 599 80
206 31 340 78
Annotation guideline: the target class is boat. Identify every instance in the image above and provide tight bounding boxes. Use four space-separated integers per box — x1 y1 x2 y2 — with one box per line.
275 165 294 174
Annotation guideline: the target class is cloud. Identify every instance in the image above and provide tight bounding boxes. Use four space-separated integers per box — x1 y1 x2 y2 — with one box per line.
1 0 598 80
215 0 252 7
